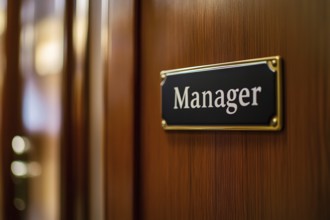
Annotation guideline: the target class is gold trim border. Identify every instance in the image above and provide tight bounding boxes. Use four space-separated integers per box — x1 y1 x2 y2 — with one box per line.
160 56 283 131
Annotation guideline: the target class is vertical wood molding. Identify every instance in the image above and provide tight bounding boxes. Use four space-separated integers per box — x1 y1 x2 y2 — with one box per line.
89 0 106 219
1 0 22 219
105 0 137 219
0 1 6 219
61 1 74 219
61 0 90 219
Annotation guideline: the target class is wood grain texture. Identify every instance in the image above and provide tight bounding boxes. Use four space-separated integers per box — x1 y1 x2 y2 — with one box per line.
139 0 330 219
0 0 23 219
104 0 136 219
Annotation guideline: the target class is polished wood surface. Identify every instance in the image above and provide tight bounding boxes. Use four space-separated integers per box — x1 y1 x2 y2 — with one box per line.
61 0 90 219
104 0 136 219
0 0 22 219
0 2 6 218
139 0 330 219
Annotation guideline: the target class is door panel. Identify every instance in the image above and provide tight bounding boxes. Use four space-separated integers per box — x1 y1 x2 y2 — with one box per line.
139 0 330 219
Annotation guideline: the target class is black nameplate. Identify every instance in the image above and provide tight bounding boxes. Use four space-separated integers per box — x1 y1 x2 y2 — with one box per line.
161 56 282 131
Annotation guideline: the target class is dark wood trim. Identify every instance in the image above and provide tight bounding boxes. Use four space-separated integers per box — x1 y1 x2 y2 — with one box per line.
61 0 90 219
133 0 142 219
1 0 23 219
60 0 74 218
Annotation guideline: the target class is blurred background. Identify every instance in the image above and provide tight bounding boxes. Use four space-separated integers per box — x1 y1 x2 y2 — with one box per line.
0 0 107 219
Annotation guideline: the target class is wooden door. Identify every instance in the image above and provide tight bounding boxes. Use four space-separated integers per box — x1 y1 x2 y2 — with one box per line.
105 0 330 219
138 0 330 219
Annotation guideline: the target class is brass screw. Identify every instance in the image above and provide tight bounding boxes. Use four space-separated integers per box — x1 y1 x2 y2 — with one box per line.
161 120 167 128
271 117 278 127
272 59 277 67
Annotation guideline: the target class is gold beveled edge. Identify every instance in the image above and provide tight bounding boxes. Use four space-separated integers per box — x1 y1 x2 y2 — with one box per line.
160 56 280 76
161 117 281 131
275 56 283 130
162 125 281 131
160 56 283 131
